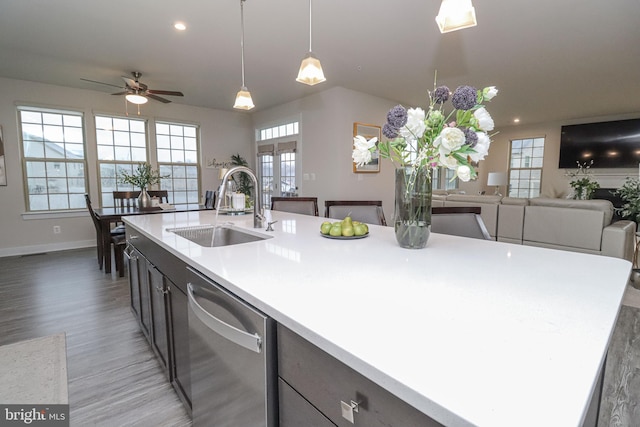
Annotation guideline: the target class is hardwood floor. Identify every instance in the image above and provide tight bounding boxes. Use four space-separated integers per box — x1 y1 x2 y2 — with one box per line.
0 248 191 427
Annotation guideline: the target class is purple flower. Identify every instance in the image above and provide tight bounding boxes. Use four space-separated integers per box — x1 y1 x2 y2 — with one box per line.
386 105 408 129
382 123 399 139
433 86 450 104
451 85 478 110
463 128 478 148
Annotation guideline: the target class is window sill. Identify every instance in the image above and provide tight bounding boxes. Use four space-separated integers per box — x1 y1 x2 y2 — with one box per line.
21 210 87 220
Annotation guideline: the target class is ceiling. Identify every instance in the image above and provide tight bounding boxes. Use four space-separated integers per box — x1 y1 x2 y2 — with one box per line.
0 0 639 128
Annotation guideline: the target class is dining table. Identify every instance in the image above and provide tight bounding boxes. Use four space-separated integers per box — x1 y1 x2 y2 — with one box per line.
93 204 208 274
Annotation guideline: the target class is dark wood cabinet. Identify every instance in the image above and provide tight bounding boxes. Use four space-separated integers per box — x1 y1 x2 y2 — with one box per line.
278 324 443 427
125 230 192 413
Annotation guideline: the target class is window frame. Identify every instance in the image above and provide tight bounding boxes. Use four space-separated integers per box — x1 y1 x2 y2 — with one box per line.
18 106 89 212
508 137 545 198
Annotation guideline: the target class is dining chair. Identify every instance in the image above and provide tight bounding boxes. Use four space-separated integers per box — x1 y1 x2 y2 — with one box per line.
85 194 127 275
270 197 319 216
324 200 387 226
113 191 141 209
431 207 492 240
147 190 169 203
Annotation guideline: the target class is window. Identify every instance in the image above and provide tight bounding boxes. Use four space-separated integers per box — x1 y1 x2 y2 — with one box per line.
18 107 87 211
509 137 545 198
156 122 200 206
257 141 298 208
96 115 147 207
432 167 459 191
258 121 299 141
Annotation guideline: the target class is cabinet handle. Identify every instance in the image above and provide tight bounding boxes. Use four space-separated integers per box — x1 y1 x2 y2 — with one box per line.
340 400 359 424
129 234 139 240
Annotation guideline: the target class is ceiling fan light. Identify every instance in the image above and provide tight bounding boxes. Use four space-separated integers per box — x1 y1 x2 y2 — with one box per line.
233 87 254 110
436 0 477 33
125 93 148 104
296 53 326 86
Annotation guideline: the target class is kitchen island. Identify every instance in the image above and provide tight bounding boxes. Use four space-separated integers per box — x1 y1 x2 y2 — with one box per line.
123 209 631 427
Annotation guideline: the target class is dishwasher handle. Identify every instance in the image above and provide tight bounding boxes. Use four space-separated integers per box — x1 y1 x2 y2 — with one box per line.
187 283 262 354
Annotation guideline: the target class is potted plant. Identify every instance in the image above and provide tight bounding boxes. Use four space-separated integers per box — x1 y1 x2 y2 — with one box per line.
230 153 254 200
119 162 168 208
615 177 640 224
566 160 600 200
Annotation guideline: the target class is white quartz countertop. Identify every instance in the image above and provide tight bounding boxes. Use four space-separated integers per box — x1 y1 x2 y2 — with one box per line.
124 210 631 427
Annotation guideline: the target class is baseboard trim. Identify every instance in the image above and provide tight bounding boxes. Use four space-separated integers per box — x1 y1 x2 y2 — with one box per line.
0 240 95 258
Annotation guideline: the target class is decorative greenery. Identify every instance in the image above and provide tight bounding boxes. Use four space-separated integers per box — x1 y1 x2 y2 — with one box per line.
615 177 640 223
118 162 168 189
566 160 599 200
230 153 253 197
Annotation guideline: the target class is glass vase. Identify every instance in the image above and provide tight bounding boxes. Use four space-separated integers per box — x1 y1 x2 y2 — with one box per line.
394 167 432 249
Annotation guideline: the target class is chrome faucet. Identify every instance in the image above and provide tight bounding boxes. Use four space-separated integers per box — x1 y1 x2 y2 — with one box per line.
217 166 264 228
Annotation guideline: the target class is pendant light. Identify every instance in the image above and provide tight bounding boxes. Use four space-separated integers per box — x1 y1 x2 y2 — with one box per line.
296 0 326 86
233 0 255 110
435 0 477 34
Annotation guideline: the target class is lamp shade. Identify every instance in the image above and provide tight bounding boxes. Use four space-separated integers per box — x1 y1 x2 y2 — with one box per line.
218 167 229 180
233 87 254 110
435 0 477 33
487 172 507 186
296 53 326 86
125 93 148 105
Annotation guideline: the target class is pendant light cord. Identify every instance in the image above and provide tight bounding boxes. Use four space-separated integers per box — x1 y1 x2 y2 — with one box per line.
308 0 313 52
240 0 246 87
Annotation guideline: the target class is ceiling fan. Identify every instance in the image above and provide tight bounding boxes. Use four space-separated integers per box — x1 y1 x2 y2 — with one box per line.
81 71 184 104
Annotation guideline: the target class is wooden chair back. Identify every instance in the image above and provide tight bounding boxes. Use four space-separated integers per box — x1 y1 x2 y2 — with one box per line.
113 191 140 209
147 190 169 203
324 200 387 226
271 197 319 216
431 207 491 240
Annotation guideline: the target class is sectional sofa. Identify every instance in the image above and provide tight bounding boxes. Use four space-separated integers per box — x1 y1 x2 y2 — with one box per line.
431 192 636 261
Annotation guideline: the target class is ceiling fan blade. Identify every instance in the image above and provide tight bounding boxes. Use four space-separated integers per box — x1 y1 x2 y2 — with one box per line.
122 76 141 89
81 78 124 89
146 94 171 103
147 89 184 97
111 91 128 96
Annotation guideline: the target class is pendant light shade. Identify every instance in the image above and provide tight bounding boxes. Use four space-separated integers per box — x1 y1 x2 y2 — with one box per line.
435 0 477 34
234 0 254 110
296 0 326 85
126 92 148 105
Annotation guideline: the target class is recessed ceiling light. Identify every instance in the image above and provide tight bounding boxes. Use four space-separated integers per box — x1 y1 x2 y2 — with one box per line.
513 118 520 123
174 22 187 31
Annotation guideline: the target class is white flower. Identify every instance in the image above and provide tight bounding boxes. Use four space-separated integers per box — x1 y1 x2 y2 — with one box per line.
439 152 459 170
474 107 494 132
469 132 491 163
438 127 466 153
399 108 426 141
483 86 498 100
351 135 377 167
457 165 472 182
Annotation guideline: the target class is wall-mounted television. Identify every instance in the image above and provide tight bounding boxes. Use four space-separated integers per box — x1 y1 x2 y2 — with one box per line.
558 118 640 168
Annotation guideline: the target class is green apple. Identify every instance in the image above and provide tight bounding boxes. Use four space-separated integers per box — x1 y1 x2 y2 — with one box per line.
329 224 342 237
320 221 332 235
342 225 355 237
354 224 367 236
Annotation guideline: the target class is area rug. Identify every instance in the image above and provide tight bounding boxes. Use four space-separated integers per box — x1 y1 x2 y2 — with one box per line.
0 333 69 404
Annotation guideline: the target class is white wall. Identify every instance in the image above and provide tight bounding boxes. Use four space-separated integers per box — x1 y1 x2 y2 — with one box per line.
0 77 252 256
252 86 399 221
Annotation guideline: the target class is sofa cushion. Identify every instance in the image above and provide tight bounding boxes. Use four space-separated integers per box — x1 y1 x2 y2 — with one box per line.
528 197 614 226
523 205 605 251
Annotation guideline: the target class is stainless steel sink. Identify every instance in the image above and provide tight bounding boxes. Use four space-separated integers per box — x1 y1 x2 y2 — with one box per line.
167 225 270 247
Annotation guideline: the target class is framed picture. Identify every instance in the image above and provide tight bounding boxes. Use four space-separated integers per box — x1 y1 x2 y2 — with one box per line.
353 122 381 173
0 126 6 186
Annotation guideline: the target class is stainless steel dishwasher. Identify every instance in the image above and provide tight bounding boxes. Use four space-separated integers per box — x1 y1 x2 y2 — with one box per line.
187 267 277 427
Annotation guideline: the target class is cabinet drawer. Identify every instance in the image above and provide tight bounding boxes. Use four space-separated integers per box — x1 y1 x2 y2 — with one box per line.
279 378 336 427
278 324 443 427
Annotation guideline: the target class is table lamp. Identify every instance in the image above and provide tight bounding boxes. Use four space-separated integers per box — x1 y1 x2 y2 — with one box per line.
487 172 507 196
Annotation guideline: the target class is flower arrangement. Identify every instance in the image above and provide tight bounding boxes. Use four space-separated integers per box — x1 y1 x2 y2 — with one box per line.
566 160 599 200
119 162 167 189
352 79 498 182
